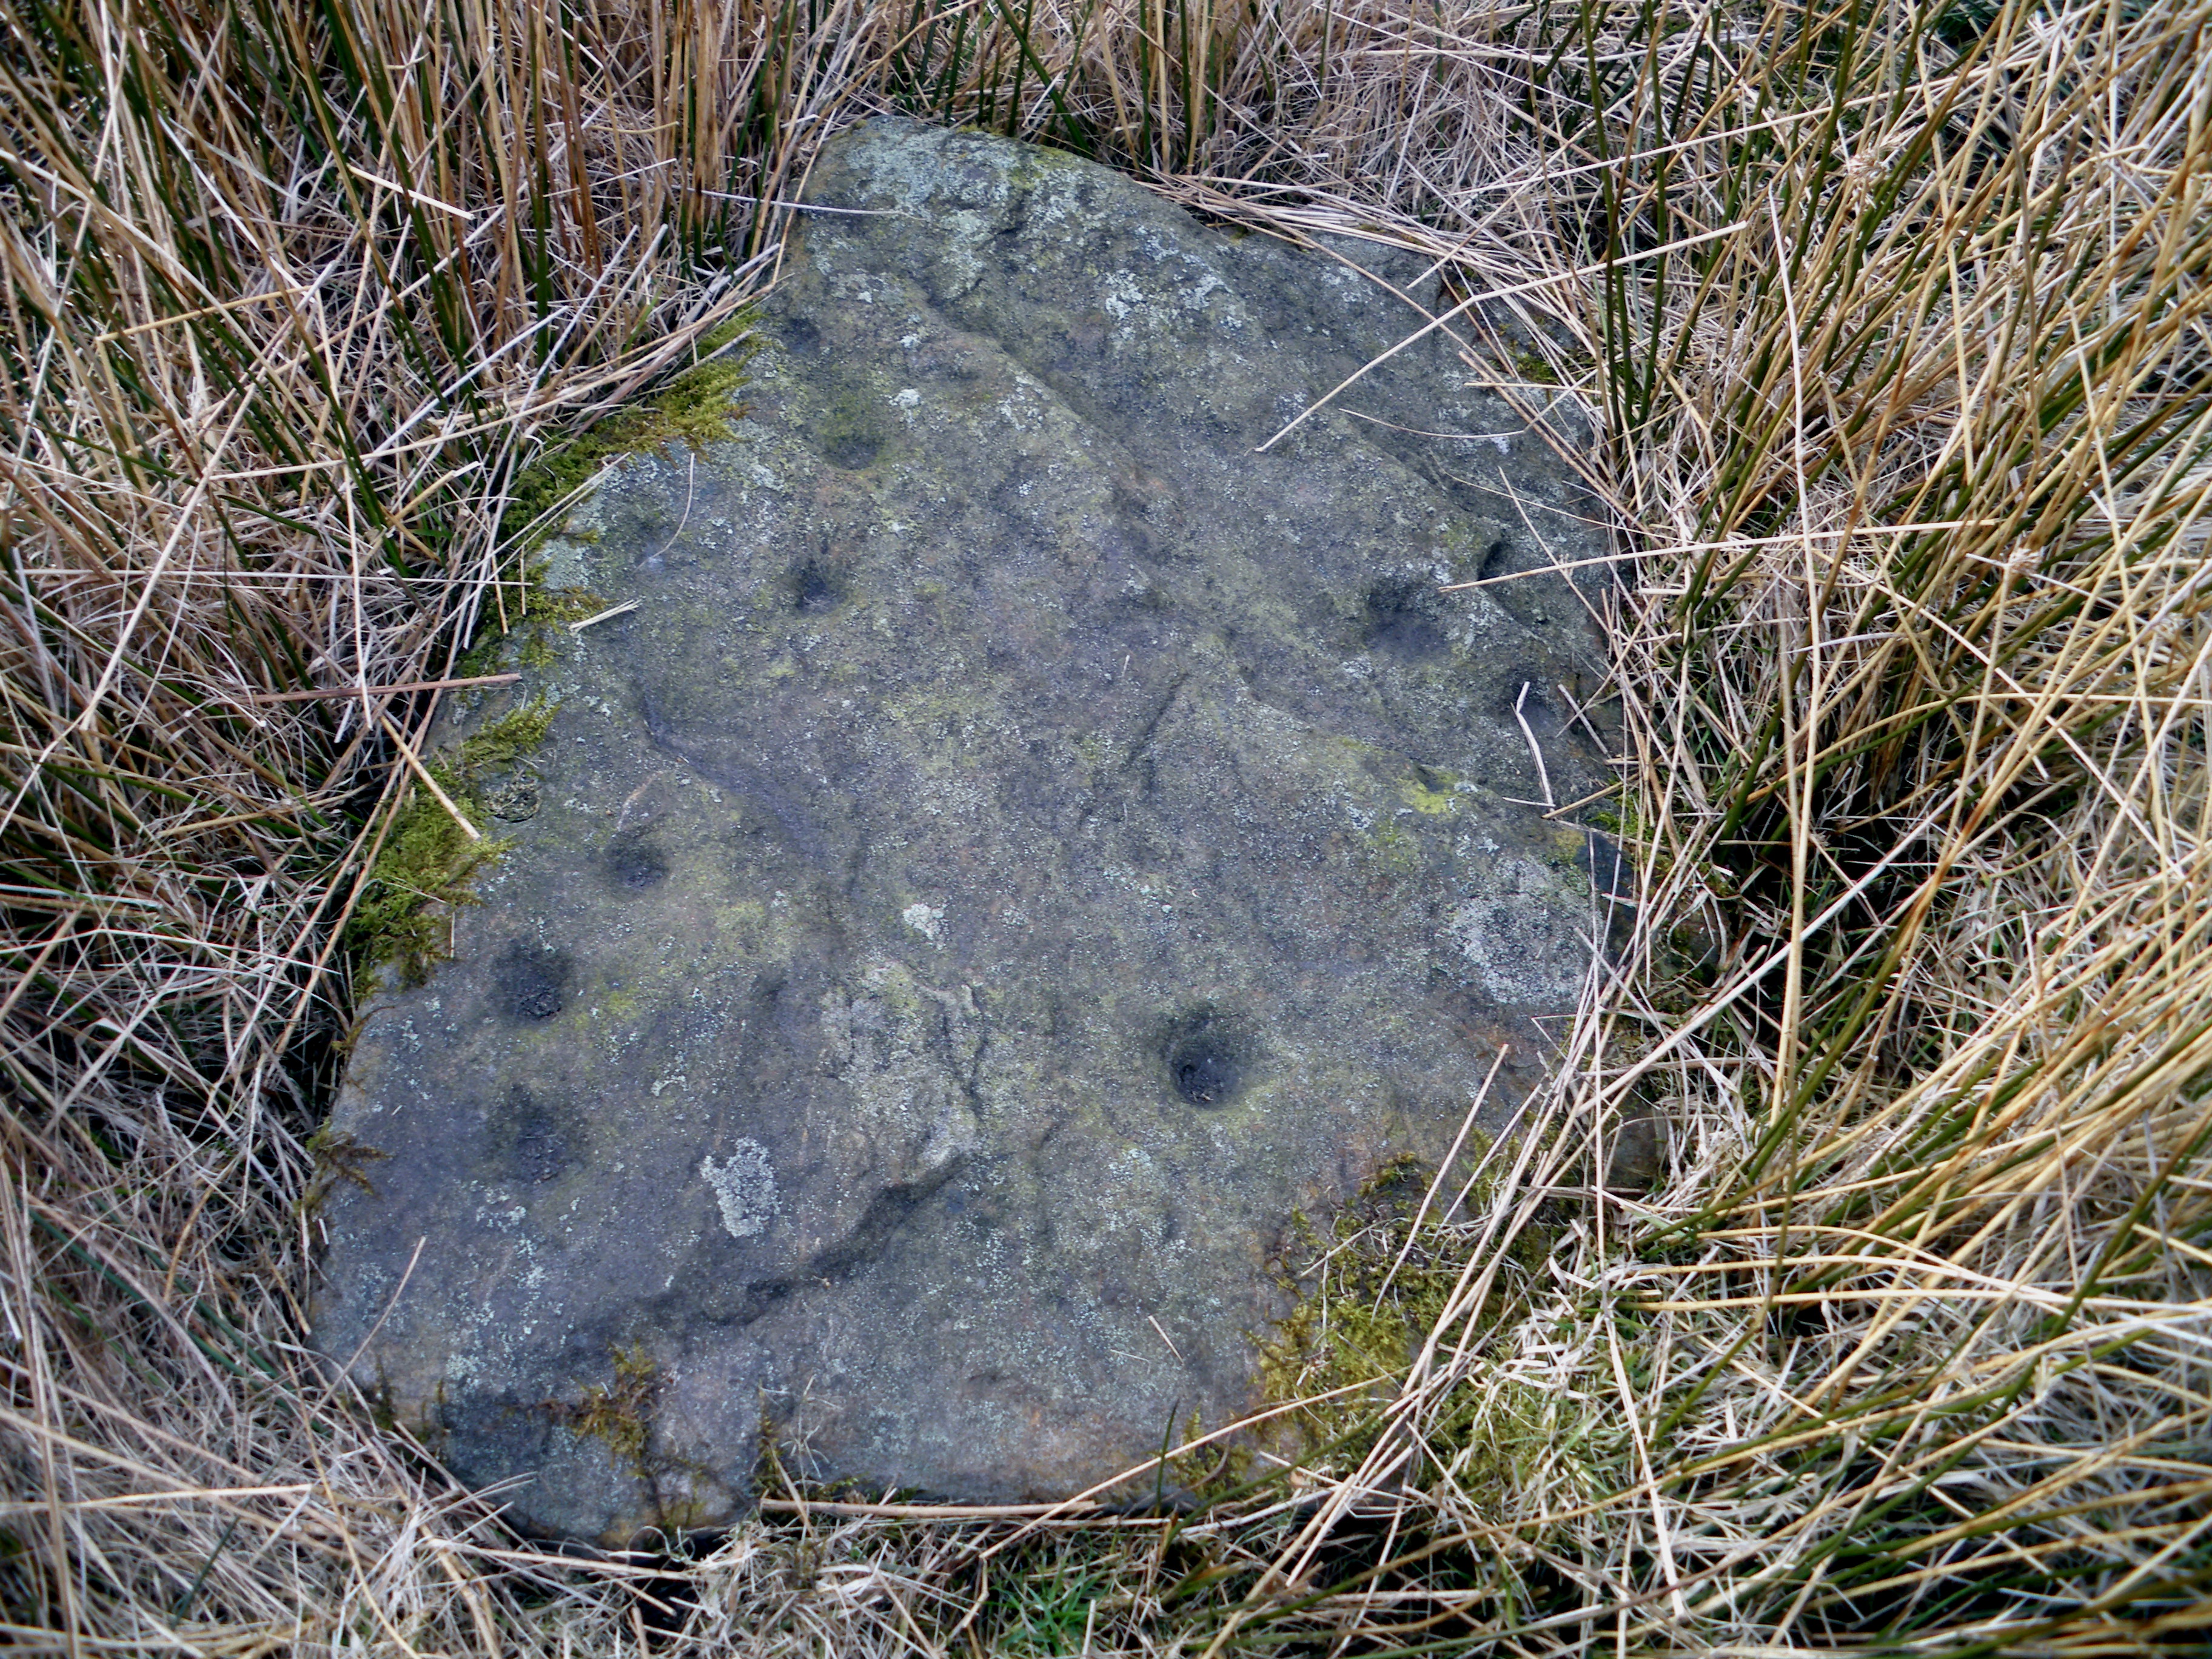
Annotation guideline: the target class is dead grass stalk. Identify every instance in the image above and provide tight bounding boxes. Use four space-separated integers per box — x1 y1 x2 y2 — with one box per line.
4 0 2207 1652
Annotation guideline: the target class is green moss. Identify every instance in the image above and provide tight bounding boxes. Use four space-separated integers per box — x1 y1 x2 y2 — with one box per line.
344 699 558 984
503 314 760 550
1511 347 1561 386
454 696 557 776
816 387 888 468
454 579 612 683
558 1343 659 1478
1257 1161 1454 1470
525 586 613 629
1161 1403 1254 1505
298 1124 389 1219
466 321 751 681
343 783 506 988
1258 1155 1565 1490
1439 1373 1590 1517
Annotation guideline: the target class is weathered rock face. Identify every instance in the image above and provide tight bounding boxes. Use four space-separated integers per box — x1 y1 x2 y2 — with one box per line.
313 118 1617 1541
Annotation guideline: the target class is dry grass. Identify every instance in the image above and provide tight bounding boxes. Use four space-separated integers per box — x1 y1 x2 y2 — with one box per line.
4 0 2209 1652
1531 0 2212 1642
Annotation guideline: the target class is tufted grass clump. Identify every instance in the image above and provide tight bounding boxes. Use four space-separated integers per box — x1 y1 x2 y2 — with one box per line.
7 0 2210 1652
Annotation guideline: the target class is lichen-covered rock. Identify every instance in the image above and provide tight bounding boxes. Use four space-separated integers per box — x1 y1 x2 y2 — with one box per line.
313 118 1618 1541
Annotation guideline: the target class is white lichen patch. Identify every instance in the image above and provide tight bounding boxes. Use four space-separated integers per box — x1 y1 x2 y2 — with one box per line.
818 957 983 1176
700 1140 779 1239
902 901 945 943
1101 270 1144 321
1445 855 1592 1006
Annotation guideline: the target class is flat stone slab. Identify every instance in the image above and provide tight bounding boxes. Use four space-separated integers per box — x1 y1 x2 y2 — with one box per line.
313 118 1617 1541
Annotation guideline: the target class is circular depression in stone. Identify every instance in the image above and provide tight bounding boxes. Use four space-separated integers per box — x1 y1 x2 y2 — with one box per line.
1164 1010 1246 1108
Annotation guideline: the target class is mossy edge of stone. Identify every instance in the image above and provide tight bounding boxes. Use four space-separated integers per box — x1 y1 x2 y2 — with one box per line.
350 320 762 984
558 1342 660 1480
317 118 1628 1527
500 312 762 558
298 1123 390 1225
344 697 557 986
452 314 761 684
1253 1145 1580 1515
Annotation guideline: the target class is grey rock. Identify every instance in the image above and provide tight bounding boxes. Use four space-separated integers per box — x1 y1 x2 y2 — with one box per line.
313 118 1618 1541
1604 1114 1667 1191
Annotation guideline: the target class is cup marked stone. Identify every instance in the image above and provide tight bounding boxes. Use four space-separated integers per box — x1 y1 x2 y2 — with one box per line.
311 117 1620 1542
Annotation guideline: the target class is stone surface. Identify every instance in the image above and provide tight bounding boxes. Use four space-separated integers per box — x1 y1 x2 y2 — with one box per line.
313 118 1620 1541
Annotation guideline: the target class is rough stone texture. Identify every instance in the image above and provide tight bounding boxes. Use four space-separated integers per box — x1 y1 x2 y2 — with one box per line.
313 118 1620 1542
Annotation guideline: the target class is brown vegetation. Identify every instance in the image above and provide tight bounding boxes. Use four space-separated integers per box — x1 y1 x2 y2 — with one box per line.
4 0 2207 1651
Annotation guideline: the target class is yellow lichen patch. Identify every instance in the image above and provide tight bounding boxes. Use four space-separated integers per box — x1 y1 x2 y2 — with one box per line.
1356 816 1423 878
1398 774 1460 816
715 897 772 945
